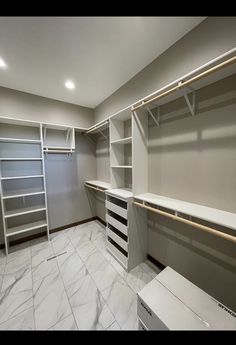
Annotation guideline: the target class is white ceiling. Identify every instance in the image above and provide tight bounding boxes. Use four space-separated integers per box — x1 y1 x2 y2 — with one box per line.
0 16 206 109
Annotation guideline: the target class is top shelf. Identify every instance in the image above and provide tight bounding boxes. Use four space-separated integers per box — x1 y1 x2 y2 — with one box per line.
110 137 132 145
132 51 236 111
85 180 111 190
134 193 236 231
106 188 133 201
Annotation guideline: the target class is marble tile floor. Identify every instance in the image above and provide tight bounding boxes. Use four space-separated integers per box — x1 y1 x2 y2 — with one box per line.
0 220 161 330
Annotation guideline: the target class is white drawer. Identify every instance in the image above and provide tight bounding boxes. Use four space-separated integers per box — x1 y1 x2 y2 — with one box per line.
106 226 128 252
106 238 128 268
106 200 128 219
106 214 128 236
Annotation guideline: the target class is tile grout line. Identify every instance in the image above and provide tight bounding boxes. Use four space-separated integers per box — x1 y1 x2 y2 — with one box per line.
0 243 33 329
29 241 36 330
75 224 123 330
65 223 120 330
53 228 79 330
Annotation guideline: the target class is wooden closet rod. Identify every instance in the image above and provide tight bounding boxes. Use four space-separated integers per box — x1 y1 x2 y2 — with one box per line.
85 184 106 193
86 120 108 134
132 55 236 112
133 201 236 244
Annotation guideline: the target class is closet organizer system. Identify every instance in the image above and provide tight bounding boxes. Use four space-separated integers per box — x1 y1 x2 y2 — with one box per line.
85 47 236 272
0 48 235 263
0 120 80 254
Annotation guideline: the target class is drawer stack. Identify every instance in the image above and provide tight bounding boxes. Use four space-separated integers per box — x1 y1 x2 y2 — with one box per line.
106 194 129 269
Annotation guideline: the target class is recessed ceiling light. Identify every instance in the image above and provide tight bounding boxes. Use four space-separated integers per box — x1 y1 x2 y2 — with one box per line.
0 57 7 69
65 80 75 90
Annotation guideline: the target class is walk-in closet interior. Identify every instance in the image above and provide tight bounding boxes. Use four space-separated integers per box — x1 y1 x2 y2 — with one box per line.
0 16 236 331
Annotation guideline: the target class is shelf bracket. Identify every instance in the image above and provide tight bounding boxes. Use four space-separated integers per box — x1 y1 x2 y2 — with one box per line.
146 106 160 127
178 82 196 116
98 128 107 140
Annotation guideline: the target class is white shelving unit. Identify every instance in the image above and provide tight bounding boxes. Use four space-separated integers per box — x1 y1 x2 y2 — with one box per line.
110 108 133 190
84 180 111 193
42 123 75 154
0 119 49 255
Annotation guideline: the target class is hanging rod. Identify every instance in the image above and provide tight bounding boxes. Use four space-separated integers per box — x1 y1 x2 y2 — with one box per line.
84 183 106 193
133 201 236 244
85 120 109 134
132 55 236 112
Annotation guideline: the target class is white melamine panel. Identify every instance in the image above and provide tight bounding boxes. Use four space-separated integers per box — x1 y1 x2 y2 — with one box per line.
110 137 132 145
105 200 128 219
6 220 47 237
106 214 128 236
106 188 133 201
106 226 128 251
85 180 111 190
135 193 236 231
106 238 128 268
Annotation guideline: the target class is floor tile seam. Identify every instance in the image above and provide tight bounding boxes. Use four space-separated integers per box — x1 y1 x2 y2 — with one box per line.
52 252 77 330
30 244 36 330
0 305 33 328
84 265 120 330
0 257 7 294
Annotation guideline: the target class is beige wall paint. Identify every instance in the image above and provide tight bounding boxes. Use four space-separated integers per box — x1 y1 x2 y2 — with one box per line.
0 86 94 128
94 17 236 123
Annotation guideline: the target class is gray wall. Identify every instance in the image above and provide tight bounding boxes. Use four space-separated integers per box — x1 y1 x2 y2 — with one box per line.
0 86 94 128
95 131 110 222
148 74 236 310
94 17 236 123
45 132 97 230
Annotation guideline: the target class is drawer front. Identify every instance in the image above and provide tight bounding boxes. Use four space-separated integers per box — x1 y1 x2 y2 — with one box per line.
137 296 168 330
105 200 128 219
106 238 128 268
138 318 148 330
106 214 128 236
106 226 128 252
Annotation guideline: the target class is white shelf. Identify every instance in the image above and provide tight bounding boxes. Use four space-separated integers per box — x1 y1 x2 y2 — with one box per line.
0 138 41 143
2 189 45 200
111 165 132 169
0 158 42 161
43 146 74 150
106 188 133 201
110 137 132 145
85 180 111 190
6 220 48 237
1 175 44 180
134 193 236 231
4 205 46 218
